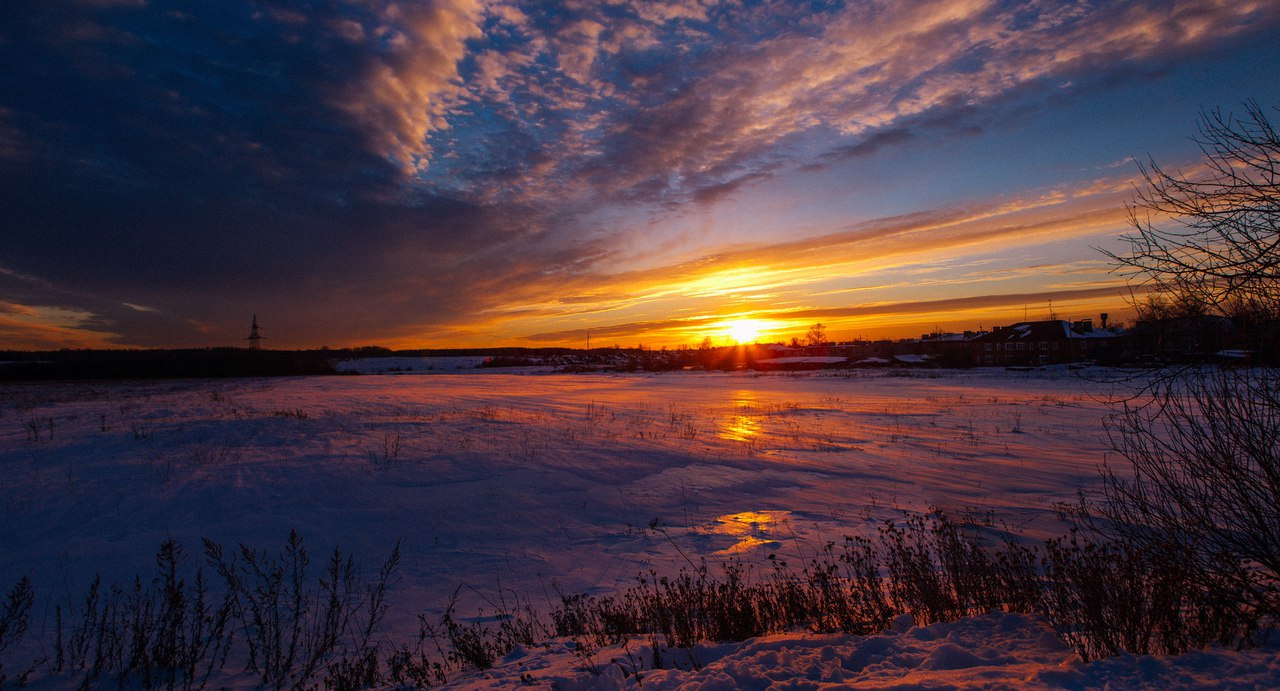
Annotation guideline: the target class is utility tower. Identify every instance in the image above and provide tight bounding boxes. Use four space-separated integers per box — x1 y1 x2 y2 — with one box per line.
247 315 263 350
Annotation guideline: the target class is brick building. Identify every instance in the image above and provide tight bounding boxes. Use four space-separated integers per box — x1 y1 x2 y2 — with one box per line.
968 319 1119 366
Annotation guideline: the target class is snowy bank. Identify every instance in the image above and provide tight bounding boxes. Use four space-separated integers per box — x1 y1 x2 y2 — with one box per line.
448 612 1280 689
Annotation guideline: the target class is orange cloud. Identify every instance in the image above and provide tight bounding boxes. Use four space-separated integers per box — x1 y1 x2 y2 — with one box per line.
335 0 484 171
383 174 1144 348
0 302 120 350
519 285 1137 345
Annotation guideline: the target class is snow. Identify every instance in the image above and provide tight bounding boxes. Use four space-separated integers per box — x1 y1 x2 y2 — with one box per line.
2 369 1274 686
754 356 847 365
1064 324 1119 340
334 355 491 373
451 611 1280 688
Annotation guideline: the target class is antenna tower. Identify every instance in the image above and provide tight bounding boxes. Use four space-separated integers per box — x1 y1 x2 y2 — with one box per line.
248 315 264 350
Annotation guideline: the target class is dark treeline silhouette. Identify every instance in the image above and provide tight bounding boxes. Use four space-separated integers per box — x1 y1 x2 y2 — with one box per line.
0 348 339 381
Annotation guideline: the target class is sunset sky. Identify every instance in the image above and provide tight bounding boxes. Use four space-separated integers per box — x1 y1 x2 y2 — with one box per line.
3 1 1280 350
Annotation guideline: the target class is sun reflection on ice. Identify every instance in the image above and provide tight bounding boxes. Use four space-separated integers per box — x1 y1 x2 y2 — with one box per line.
711 510 791 554
720 392 762 443
721 414 761 443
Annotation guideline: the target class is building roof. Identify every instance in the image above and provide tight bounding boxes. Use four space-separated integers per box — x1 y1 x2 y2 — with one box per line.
971 320 1118 343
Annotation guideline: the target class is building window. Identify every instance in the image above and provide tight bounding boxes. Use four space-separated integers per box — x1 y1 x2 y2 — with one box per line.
1017 342 1025 351
985 343 992 351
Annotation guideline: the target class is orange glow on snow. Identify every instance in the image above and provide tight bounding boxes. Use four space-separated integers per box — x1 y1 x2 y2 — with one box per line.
721 392 764 443
711 510 791 554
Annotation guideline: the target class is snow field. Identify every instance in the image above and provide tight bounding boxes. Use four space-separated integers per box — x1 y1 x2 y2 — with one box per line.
7 369 1271 686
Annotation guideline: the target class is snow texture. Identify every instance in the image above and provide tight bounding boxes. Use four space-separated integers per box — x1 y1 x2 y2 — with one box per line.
452 611 1280 688
2 369 1275 687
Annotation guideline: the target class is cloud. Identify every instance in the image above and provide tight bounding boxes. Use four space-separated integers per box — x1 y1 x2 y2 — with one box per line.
0 0 538 346
519 285 1135 344
0 1 1275 349
0 301 120 350
644 177 1136 283
335 0 485 171
424 0 1279 211
451 173 1143 346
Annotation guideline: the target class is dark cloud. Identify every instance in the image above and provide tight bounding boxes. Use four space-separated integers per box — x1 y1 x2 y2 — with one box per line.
0 0 517 346
1 1 394 252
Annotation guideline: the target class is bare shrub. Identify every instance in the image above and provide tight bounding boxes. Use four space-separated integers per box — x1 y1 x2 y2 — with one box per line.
0 577 36 686
545 508 1259 662
204 531 400 689
192 443 241 467
1036 530 1246 661
52 541 235 689
1081 101 1280 653
1108 101 1280 357
1090 366 1280 623
879 512 1015 624
418 587 548 674
800 537 895 635
9 507 1271 685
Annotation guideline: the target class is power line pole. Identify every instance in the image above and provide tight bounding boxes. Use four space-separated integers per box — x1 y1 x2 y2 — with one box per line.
247 315 263 350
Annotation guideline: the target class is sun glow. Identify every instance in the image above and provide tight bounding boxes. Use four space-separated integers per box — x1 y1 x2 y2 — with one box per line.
725 318 765 344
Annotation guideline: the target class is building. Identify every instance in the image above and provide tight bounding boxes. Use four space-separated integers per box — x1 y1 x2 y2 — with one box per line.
968 319 1119 366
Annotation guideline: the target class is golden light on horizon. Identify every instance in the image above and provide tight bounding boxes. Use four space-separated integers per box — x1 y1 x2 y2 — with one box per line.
724 318 766 344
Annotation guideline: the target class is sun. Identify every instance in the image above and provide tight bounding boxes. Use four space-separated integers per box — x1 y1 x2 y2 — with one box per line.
725 319 764 344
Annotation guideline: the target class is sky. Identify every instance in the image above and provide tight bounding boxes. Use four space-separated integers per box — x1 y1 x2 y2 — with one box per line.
2 0 1279 350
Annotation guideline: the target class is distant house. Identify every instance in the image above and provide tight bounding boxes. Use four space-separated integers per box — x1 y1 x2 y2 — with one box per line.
834 334 978 366
1125 315 1235 363
968 319 1120 366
